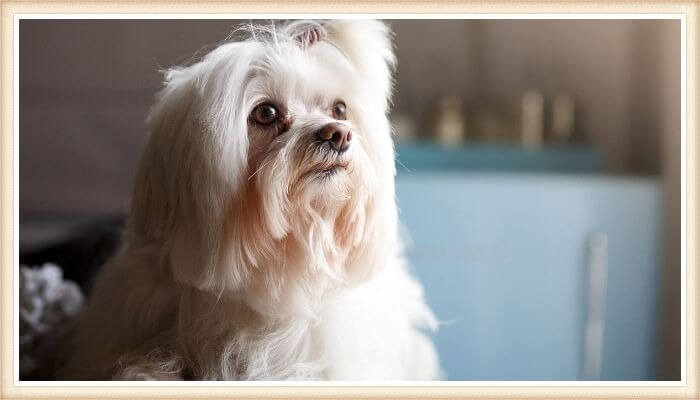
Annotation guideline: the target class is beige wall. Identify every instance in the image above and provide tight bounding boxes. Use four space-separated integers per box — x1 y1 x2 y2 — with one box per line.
655 20 681 381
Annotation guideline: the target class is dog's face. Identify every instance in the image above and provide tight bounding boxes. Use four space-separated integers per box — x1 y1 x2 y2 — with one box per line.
131 21 398 313
244 26 377 235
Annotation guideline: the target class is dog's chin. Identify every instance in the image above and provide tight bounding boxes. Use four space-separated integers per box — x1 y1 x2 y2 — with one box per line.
293 157 355 205
299 149 352 183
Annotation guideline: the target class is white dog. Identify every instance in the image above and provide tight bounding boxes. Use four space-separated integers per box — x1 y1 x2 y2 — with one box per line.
57 20 440 380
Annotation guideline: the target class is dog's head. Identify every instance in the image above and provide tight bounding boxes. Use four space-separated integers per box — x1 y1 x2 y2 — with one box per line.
130 20 399 314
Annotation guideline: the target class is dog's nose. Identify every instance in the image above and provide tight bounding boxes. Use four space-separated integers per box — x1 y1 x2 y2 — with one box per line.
317 123 352 153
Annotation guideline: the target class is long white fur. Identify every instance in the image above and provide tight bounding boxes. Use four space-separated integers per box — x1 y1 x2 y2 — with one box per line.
57 20 440 380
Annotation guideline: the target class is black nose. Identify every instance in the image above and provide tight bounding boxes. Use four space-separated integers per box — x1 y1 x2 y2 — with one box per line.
317 123 352 153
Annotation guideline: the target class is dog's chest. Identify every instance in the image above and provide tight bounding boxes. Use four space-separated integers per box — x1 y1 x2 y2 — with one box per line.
309 272 418 379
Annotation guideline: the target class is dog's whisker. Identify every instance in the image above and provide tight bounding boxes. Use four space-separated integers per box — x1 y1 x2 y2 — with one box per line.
248 163 267 181
248 157 276 181
395 157 411 173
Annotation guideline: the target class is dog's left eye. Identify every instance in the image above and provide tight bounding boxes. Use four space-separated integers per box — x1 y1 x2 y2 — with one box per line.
251 103 279 125
332 101 347 120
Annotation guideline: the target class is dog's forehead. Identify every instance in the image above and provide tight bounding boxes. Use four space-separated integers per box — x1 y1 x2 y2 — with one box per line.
251 41 355 103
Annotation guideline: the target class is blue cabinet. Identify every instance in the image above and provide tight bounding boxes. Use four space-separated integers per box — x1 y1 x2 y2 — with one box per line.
396 173 662 380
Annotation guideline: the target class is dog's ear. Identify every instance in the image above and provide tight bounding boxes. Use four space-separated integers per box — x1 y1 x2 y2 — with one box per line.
130 67 197 243
130 46 253 293
324 20 396 110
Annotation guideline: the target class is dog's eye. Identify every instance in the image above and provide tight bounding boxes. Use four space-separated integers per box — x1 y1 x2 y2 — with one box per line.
251 103 279 125
332 101 347 120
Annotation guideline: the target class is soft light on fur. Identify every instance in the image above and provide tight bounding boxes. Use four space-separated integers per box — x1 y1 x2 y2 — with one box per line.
57 20 440 380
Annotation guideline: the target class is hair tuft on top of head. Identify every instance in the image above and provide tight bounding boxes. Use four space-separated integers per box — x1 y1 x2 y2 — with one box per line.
284 20 327 48
225 20 328 50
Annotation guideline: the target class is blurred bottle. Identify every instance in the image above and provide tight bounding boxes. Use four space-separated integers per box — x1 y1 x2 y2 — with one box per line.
520 89 544 150
550 93 575 143
431 96 465 147
473 105 511 142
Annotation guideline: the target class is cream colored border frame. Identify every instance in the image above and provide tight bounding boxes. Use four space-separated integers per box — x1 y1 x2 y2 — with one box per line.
1 2 697 399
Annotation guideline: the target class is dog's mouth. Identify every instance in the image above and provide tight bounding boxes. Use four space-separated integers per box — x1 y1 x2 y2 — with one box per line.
302 161 350 181
318 163 348 178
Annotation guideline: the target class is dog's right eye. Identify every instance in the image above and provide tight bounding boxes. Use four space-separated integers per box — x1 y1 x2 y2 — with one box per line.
251 104 279 125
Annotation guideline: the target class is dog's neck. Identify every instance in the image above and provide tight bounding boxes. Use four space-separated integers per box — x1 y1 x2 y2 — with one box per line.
174 282 327 379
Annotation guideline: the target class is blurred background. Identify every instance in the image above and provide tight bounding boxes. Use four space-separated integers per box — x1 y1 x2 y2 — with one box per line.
19 19 681 380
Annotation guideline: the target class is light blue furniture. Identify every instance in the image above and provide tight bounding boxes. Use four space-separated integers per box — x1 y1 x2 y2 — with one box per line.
394 142 602 173
394 146 662 380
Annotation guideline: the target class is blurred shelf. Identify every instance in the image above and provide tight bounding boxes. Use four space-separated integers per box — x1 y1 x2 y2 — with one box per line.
395 142 603 173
